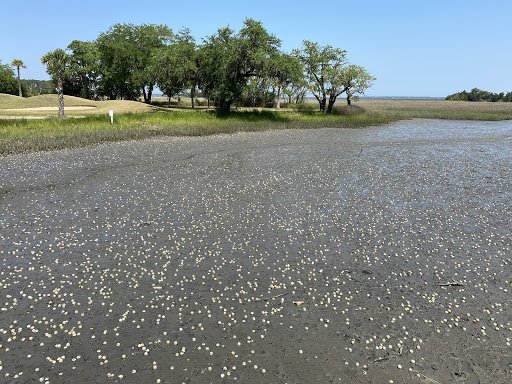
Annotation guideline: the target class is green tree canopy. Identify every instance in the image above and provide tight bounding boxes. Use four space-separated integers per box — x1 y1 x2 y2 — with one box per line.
47 19 376 111
0 60 18 95
150 28 200 107
198 19 282 112
446 88 512 102
341 65 375 105
64 40 100 99
294 41 347 113
269 52 303 108
96 23 173 103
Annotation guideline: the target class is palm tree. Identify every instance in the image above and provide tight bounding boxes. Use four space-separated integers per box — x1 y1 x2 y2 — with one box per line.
41 49 70 118
10 59 26 97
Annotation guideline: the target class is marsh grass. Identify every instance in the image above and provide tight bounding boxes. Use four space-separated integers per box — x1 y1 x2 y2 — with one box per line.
2 95 512 156
356 98 512 120
0 109 395 155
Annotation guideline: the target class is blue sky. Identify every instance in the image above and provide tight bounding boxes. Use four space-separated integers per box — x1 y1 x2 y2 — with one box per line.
2 0 511 97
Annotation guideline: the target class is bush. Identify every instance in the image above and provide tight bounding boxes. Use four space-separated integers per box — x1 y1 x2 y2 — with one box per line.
331 104 366 116
287 103 318 112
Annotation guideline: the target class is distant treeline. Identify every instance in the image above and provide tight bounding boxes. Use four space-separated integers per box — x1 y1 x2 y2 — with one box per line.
0 60 56 97
21 79 56 96
446 88 512 102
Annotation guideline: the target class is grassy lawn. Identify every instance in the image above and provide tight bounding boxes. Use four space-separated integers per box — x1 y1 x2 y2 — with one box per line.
1 94 511 156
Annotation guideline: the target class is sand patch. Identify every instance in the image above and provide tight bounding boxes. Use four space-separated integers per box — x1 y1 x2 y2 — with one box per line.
0 115 49 120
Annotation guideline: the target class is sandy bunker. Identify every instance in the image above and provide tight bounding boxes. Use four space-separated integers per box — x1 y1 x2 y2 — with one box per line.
0 119 511 383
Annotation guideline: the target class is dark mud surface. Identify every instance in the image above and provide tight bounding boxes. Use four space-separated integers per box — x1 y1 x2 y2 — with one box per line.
1 119 511 383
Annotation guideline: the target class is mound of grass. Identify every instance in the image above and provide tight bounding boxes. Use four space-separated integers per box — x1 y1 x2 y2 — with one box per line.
0 93 96 109
0 93 22 104
0 93 159 116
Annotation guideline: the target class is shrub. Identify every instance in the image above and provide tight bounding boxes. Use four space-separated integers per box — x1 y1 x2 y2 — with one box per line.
331 104 366 116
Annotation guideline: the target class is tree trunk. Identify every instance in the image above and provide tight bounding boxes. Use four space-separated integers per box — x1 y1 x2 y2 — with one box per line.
142 88 148 104
147 86 153 104
190 87 195 109
327 97 336 114
313 93 325 112
57 70 65 118
346 95 351 105
319 97 326 113
218 98 231 113
276 86 281 109
17 67 22 97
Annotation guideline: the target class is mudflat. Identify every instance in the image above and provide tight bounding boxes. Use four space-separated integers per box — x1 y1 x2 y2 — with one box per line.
0 119 511 383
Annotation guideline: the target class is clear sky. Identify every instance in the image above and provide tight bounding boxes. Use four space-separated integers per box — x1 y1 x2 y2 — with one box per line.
2 0 511 97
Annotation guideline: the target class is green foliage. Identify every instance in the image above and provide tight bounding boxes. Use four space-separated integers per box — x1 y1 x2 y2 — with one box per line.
149 28 199 106
238 77 275 107
24 19 376 113
198 19 282 112
41 49 70 76
268 52 303 108
341 65 376 105
293 41 347 113
293 42 375 113
64 40 100 99
446 88 512 102
41 48 71 117
95 23 173 103
10 59 26 97
21 79 56 95
10 59 25 68
0 60 18 95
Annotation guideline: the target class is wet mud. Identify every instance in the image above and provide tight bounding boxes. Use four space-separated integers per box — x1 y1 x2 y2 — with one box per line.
1 119 511 383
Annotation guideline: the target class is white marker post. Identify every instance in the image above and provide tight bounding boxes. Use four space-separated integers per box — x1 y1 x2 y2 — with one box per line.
109 110 114 124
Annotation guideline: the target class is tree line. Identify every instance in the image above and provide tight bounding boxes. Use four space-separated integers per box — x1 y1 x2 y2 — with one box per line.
1 60 60 97
446 88 512 102
8 19 376 114
0 60 27 96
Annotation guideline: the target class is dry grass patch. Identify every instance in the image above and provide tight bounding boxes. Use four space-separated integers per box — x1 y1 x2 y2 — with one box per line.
355 98 512 119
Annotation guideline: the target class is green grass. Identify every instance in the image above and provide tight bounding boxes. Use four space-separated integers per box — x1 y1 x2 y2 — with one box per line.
2 95 512 156
0 109 396 156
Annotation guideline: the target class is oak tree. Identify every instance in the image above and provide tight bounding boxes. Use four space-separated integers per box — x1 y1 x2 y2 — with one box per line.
199 19 281 112
342 65 375 105
294 41 347 113
96 23 173 102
